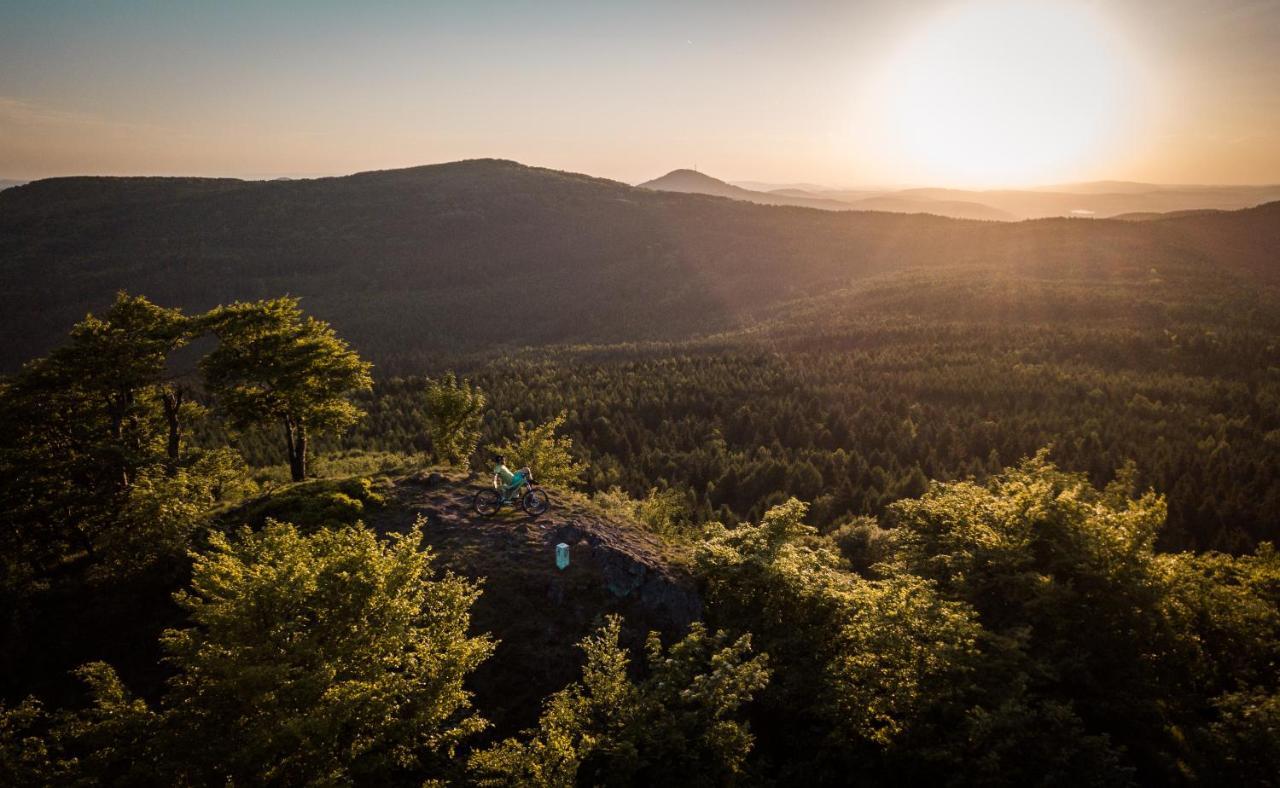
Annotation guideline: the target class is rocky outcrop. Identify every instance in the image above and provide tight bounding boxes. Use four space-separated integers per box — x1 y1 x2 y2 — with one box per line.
550 522 701 627
366 472 703 734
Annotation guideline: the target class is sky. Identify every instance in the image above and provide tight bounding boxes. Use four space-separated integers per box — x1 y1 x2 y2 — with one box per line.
1 0 1278 188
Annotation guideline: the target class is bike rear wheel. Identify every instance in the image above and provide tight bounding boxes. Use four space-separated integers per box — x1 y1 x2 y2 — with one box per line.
522 488 550 516
474 489 503 516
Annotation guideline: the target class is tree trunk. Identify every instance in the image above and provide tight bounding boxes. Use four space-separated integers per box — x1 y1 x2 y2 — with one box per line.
109 408 131 489
285 418 307 482
71 521 96 561
162 387 184 475
293 426 308 482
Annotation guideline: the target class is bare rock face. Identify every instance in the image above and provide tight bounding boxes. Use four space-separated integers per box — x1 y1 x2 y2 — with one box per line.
366 472 702 734
551 522 702 627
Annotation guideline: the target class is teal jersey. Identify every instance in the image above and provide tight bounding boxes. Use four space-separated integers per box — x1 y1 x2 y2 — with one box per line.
494 464 516 486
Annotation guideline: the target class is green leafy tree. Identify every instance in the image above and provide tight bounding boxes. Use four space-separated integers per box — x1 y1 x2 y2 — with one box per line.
201 297 373 482
0 662 159 786
152 518 493 784
0 293 197 569
488 412 586 488
1161 544 1280 782
886 454 1178 766
827 514 893 574
1198 688 1280 782
824 573 983 748
696 496 1133 784
98 451 257 572
67 293 194 474
57 662 160 785
0 697 64 786
424 372 486 470
3 518 494 785
880 452 1280 783
592 486 693 538
470 615 769 787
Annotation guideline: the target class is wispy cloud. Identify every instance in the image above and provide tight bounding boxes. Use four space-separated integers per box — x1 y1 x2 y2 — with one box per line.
0 97 184 138
0 97 104 126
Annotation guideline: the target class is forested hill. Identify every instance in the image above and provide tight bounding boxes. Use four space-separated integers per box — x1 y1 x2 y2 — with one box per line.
1 158 1278 372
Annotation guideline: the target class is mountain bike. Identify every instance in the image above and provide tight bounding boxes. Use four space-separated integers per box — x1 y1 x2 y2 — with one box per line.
473 474 551 516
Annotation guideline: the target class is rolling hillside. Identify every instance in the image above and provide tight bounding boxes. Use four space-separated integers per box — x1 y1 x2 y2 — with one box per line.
638 168 854 210
1 159 1278 372
749 182 1280 220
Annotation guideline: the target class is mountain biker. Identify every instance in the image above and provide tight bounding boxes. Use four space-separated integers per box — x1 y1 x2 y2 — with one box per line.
493 454 531 498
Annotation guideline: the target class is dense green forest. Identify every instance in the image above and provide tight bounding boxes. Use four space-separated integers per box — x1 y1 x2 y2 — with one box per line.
223 259 1279 554
11 161 1270 549
3 281 1278 785
3 165 1280 784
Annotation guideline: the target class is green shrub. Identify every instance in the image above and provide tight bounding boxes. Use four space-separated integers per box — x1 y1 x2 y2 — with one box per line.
826 514 893 574
488 412 586 488
228 476 388 531
591 486 693 538
470 615 768 786
13 519 494 785
424 373 486 470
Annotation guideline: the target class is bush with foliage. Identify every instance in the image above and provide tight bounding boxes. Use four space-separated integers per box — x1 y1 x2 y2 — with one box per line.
94 453 256 574
696 499 1019 782
0 293 223 574
424 372 486 470
224 475 389 533
1 519 494 785
693 455 1280 784
488 412 586 488
469 615 769 786
884 452 1280 781
591 485 694 539
826 514 892 573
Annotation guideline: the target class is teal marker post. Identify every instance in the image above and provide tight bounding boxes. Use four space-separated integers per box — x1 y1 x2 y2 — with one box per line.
556 542 570 571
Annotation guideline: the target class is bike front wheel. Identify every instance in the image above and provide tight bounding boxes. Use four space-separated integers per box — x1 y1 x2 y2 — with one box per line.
522 488 550 516
474 489 503 516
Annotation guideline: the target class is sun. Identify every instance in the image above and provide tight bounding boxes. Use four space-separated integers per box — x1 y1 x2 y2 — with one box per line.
879 1 1134 187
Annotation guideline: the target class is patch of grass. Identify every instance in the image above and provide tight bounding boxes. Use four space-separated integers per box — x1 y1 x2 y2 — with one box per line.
250 451 420 489
223 475 393 532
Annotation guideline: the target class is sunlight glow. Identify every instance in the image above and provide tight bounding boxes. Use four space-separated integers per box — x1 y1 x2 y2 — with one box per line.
880 1 1134 186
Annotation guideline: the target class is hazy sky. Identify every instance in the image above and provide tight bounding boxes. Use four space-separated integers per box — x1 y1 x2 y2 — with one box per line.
2 0 1278 187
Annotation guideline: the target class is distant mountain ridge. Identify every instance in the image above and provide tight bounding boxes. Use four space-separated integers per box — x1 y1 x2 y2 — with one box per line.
1110 208 1226 222
642 170 1014 220
2 159 1278 372
638 169 853 211
663 171 1280 221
